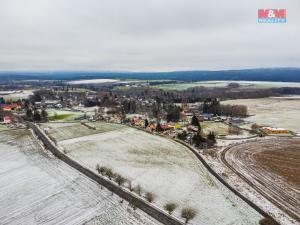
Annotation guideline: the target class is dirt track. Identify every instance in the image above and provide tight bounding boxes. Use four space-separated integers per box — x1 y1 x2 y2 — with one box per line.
221 138 300 223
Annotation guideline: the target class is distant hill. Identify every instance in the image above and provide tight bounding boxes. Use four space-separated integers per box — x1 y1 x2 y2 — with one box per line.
0 68 299 82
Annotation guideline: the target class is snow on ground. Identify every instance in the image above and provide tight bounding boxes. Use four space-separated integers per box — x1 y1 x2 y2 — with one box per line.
55 122 263 225
222 97 300 134
0 90 33 100
67 79 119 85
154 81 300 91
41 122 124 141
203 137 299 225
0 129 161 225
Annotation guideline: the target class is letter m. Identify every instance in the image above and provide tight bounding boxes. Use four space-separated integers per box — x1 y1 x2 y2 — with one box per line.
258 9 269 18
274 9 286 18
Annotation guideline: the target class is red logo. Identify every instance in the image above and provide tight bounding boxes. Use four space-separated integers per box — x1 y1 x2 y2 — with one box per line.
258 9 286 23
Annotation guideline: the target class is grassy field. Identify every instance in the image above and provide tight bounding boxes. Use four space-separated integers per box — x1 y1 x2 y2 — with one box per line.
222 96 300 134
0 128 159 225
153 81 300 91
50 122 262 225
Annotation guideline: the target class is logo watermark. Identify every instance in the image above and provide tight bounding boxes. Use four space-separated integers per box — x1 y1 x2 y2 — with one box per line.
258 9 286 23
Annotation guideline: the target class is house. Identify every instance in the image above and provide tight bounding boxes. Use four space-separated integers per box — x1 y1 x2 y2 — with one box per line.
160 124 171 131
1 103 21 111
202 113 213 121
147 123 156 131
3 116 12 123
187 125 198 132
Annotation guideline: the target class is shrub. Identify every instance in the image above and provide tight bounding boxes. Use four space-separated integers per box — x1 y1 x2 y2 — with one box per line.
145 192 155 203
114 174 126 186
181 207 197 224
163 202 177 215
259 217 280 225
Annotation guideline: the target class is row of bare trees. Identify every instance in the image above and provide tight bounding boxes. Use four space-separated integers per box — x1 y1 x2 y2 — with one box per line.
96 164 197 223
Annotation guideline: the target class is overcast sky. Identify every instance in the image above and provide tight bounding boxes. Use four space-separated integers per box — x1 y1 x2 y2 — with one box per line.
0 0 299 71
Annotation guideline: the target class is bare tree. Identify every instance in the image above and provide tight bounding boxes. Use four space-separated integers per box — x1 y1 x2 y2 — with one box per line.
181 207 197 224
134 184 142 196
163 202 177 215
114 174 127 186
145 192 155 203
96 164 108 175
251 123 260 130
127 180 134 192
105 168 115 180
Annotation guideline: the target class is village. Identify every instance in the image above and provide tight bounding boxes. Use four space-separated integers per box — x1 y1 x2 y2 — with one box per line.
0 86 292 148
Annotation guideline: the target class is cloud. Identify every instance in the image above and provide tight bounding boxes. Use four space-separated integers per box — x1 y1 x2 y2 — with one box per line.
0 0 299 71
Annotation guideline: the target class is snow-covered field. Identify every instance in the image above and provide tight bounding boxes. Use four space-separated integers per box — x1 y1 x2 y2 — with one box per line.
153 81 300 91
52 122 263 225
222 96 300 134
0 128 161 225
41 122 124 141
67 79 119 85
0 90 33 100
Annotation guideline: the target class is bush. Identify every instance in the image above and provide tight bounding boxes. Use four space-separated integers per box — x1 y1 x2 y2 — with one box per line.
145 192 155 203
163 202 177 215
259 217 280 225
181 207 197 224
114 174 126 186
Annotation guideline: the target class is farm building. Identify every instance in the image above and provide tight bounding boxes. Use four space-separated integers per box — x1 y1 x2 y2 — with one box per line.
262 127 289 134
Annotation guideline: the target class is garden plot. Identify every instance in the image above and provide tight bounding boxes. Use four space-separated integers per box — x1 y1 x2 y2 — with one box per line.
57 123 262 225
0 129 160 225
40 122 124 142
222 97 300 134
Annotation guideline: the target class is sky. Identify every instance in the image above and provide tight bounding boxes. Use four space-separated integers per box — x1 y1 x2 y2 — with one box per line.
0 0 299 71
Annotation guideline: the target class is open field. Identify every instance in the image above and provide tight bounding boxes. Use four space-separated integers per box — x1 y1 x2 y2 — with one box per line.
46 109 95 122
223 138 300 222
202 122 230 135
0 90 33 100
0 128 161 225
50 122 263 225
67 79 119 85
222 96 300 134
41 122 125 141
153 81 300 91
